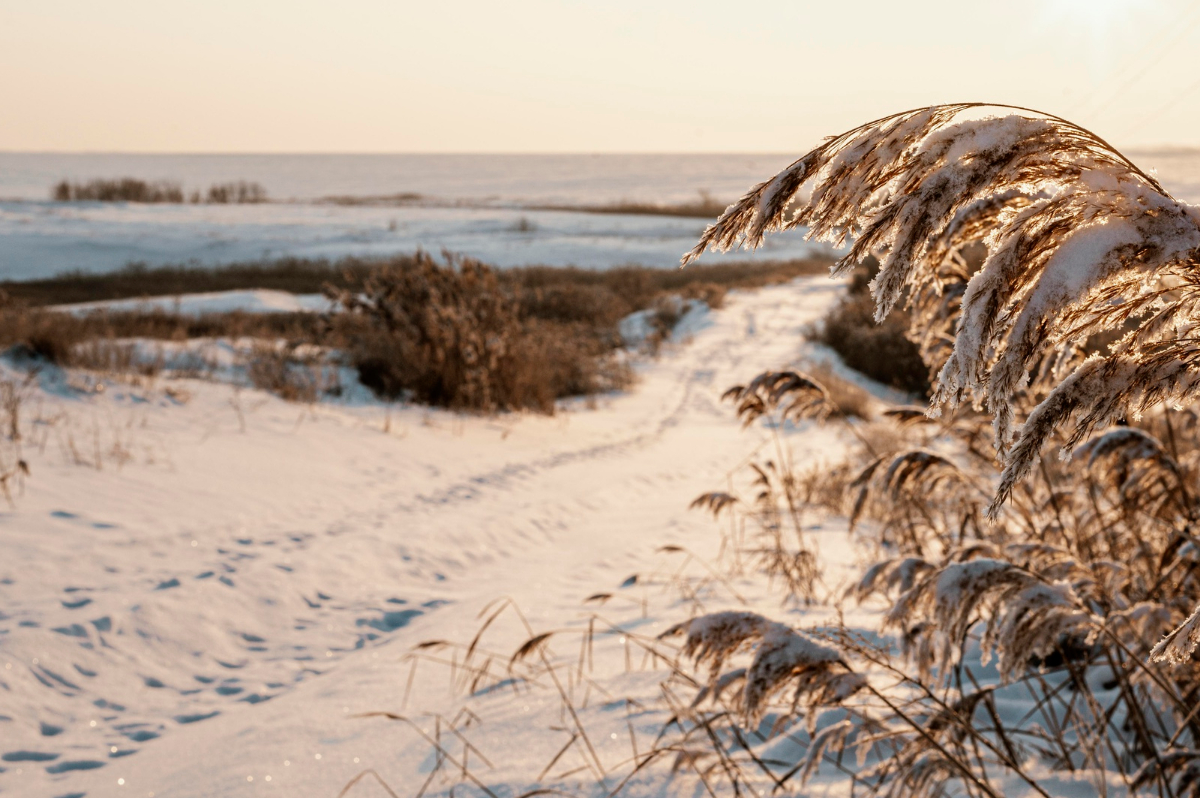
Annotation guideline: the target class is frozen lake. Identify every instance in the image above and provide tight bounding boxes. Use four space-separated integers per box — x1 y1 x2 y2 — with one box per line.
0 149 1196 279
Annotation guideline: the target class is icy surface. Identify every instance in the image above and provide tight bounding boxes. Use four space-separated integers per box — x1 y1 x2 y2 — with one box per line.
3 149 1194 280
0 201 823 280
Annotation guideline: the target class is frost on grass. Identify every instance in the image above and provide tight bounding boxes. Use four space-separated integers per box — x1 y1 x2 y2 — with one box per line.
685 103 1200 513
663 611 862 727
883 557 1095 683
1151 603 1200 664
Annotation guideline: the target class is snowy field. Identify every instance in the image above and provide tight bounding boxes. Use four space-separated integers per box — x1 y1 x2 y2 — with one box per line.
5 145 1199 798
0 275 886 798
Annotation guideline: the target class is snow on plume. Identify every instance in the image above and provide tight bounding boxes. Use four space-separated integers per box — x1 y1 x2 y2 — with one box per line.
685 104 1200 511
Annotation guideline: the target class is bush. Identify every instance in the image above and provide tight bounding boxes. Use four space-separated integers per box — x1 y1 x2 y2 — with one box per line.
813 260 931 397
330 253 632 413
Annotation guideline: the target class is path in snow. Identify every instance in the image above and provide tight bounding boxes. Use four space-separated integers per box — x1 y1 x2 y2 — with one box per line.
0 276 853 797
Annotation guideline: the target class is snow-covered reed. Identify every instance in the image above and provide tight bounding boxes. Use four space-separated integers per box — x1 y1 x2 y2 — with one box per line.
686 103 1200 515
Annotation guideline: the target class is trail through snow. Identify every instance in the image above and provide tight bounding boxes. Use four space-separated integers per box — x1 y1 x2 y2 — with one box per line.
0 277 857 798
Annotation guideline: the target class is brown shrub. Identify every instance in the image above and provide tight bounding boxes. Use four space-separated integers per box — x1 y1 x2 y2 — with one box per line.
330 253 631 412
813 261 930 398
0 300 85 364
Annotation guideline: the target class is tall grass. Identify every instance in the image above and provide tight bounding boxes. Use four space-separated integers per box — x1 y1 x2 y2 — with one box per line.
667 103 1200 797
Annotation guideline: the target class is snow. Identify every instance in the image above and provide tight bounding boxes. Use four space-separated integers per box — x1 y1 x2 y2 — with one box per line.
616 297 711 349
0 276 860 798
55 290 333 316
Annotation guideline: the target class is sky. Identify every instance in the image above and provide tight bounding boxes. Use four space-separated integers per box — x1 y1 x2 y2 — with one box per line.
2 0 1199 153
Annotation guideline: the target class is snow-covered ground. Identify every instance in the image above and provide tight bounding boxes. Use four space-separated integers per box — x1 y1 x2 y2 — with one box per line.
54 290 333 317
0 276 877 798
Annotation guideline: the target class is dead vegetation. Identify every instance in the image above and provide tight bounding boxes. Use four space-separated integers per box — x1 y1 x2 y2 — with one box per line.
52 178 267 204
0 252 832 411
533 190 731 219
328 252 633 412
370 105 1200 798
668 103 1200 797
0 253 829 308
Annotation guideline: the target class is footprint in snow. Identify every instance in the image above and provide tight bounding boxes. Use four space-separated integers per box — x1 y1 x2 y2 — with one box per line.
45 759 105 773
174 711 219 725
2 751 59 762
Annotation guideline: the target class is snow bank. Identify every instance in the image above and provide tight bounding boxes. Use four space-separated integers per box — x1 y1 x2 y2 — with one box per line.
54 289 334 317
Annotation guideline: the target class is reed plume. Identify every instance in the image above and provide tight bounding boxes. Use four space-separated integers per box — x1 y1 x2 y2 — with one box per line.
686 103 1200 513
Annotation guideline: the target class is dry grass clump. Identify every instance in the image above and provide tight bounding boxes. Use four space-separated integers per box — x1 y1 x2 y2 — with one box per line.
0 300 87 364
243 342 339 404
52 178 267 204
0 375 31 504
812 259 931 398
328 252 633 412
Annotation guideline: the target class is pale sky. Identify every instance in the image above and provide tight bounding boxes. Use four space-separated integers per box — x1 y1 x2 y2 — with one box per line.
2 0 1198 153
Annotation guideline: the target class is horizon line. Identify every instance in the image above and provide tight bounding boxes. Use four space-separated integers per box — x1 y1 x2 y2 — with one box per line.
4 146 1199 157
